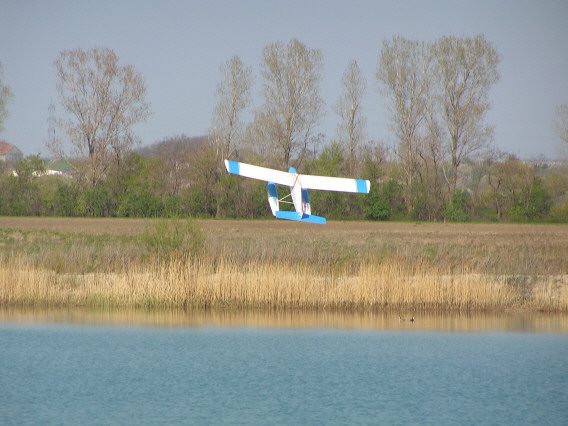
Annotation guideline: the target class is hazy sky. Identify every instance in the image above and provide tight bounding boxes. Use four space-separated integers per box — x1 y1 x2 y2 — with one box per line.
1 0 567 159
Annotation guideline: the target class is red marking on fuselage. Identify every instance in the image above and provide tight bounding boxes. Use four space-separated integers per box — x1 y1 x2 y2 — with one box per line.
291 173 301 189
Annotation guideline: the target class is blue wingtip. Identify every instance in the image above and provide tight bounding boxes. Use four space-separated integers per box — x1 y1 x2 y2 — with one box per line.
356 179 369 193
227 161 240 175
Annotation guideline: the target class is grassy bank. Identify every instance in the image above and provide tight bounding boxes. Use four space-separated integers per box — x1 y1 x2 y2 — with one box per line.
1 218 567 311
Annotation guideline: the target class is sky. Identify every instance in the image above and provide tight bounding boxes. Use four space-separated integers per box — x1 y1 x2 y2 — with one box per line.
1 0 567 159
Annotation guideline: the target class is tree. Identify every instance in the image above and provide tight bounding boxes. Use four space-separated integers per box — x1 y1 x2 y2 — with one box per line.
443 190 470 222
0 63 13 132
253 39 324 169
306 143 348 218
114 152 166 217
377 37 436 218
150 135 197 196
181 142 220 217
52 47 151 187
468 148 502 219
376 37 432 189
335 60 367 174
554 103 568 155
377 35 500 219
209 56 253 218
210 55 252 160
54 181 82 216
433 35 500 194
486 155 539 221
0 156 45 216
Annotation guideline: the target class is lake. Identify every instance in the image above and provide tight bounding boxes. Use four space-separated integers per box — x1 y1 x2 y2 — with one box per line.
1 308 567 425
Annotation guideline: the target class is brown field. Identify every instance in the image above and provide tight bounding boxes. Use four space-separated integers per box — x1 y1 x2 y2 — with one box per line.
1 217 567 311
2 217 567 273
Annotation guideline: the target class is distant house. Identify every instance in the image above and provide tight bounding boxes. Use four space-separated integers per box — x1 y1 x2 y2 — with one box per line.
44 158 74 176
0 141 24 165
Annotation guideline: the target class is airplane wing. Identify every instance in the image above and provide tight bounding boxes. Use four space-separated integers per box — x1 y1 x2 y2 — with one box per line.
299 174 370 194
225 160 293 186
225 160 370 193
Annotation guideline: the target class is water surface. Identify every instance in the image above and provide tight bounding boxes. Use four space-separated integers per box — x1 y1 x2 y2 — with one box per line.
2 308 567 425
2 307 568 333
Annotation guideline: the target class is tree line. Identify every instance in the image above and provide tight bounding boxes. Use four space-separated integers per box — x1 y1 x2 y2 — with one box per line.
1 135 567 223
1 38 567 222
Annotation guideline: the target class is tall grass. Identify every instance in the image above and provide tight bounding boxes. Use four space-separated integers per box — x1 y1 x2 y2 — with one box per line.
141 218 204 260
1 256 566 311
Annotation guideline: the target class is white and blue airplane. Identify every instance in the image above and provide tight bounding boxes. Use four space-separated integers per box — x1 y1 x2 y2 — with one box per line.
224 160 370 224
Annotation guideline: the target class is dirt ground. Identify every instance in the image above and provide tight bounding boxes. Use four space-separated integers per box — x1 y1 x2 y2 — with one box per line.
1 216 567 240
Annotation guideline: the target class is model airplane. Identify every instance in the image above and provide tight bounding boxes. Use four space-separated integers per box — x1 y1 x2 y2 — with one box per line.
224 160 370 224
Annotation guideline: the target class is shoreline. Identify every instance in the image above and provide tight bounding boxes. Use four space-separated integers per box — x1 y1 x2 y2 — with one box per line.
2 305 568 334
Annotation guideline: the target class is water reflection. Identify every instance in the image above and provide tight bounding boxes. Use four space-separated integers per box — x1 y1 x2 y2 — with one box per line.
2 306 567 333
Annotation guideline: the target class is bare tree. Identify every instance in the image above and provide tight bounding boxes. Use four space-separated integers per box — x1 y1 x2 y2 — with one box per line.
376 37 433 188
335 60 367 174
52 47 151 187
433 34 500 194
253 39 324 169
554 103 568 148
151 135 201 196
210 55 252 160
0 63 13 133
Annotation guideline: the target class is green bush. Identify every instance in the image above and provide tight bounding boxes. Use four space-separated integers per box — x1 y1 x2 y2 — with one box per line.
549 203 568 223
525 178 552 220
141 218 204 260
365 180 405 221
506 205 526 223
54 182 81 216
118 190 163 217
365 186 389 220
443 190 469 222
80 184 115 217
506 179 552 222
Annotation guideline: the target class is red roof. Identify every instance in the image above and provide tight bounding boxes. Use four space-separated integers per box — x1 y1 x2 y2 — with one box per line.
0 141 15 155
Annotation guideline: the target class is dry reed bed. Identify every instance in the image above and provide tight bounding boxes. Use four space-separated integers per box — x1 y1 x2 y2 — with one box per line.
2 257 567 311
1 218 568 311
